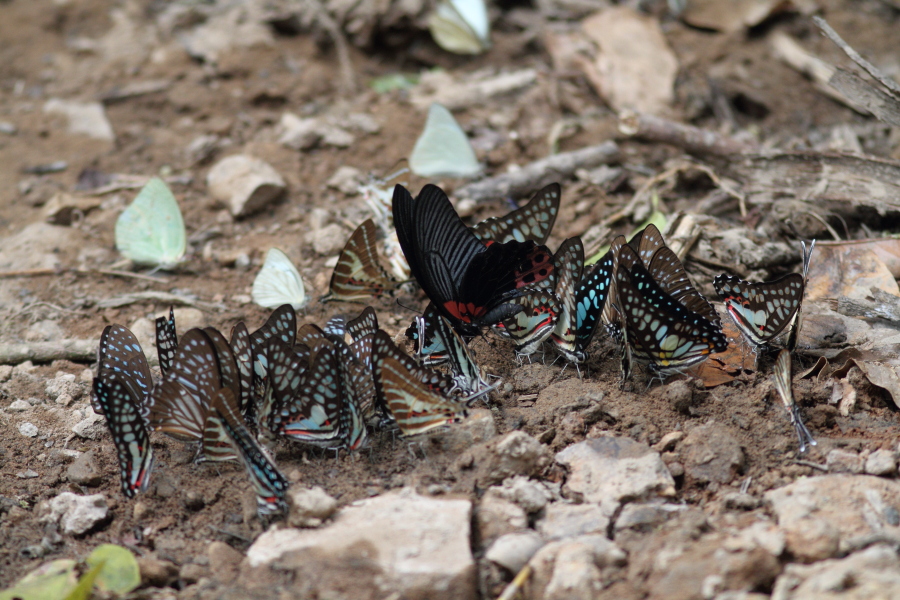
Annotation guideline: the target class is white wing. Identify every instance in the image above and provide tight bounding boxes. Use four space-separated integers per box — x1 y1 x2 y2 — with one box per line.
252 248 308 310
428 0 490 55
115 177 187 268
409 104 482 178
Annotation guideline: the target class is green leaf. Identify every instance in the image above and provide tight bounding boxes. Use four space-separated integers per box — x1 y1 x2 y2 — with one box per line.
0 559 78 600
369 73 419 94
86 544 141 595
585 205 668 266
64 561 104 600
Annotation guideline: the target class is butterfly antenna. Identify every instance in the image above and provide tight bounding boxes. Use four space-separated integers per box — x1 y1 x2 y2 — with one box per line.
395 298 424 315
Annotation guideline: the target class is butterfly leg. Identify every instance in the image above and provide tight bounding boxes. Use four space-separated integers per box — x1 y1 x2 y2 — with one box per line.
789 404 817 453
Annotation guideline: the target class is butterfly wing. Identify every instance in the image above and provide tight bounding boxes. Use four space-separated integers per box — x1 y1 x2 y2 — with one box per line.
495 290 560 356
347 306 379 341
94 325 154 417
472 183 561 245
431 313 490 395
548 237 586 362
713 273 804 348
409 104 482 177
115 177 186 267
574 248 615 354
229 322 254 420
154 307 178 377
252 248 308 310
647 247 720 325
323 219 398 303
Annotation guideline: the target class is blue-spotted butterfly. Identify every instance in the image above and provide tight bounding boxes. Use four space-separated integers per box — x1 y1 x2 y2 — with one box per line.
494 290 561 357
429 311 492 395
471 183 560 245
155 307 178 377
406 304 450 366
93 324 154 418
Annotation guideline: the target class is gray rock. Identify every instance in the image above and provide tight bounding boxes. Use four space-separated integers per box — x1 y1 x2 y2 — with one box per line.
614 501 687 533
179 5 273 63
18 422 38 437
0 121 16 135
43 99 114 141
207 155 286 218
771 544 900 599
67 450 102 486
0 365 12 382
0 222 93 271
46 373 81 403
326 166 363 195
528 535 626 600
208 541 243 584
485 531 544 573
555 436 675 517
26 320 63 342
486 476 554 514
429 408 497 455
765 475 900 562
287 486 338 528
179 562 208 584
476 494 527 546
244 488 475 599
277 113 355 150
45 492 109 535
306 223 347 256
866 449 897 476
477 431 551 487
8 400 32 412
724 492 761 510
17 469 39 479
138 557 179 587
72 411 106 439
680 422 745 484
538 503 609 541
826 449 863 474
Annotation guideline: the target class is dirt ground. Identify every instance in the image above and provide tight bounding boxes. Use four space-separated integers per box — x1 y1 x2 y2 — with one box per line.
1 0 899 597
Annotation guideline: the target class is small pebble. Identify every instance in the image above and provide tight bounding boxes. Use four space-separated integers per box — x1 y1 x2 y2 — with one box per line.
0 121 16 135
18 422 39 437
8 400 32 412
17 469 39 479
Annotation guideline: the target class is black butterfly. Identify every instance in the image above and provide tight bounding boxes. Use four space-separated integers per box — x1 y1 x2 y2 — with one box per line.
471 183 561 246
93 373 154 498
93 325 154 417
347 306 379 341
393 184 554 336
155 307 178 376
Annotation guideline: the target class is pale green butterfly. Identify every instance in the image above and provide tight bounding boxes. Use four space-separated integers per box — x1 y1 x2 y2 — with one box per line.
428 0 491 55
115 177 186 268
252 248 308 310
409 103 483 178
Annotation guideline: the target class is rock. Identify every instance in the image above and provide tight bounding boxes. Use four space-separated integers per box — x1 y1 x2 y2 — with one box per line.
614 501 687 533
866 449 897 476
538 503 609 541
17 469 39 479
529 535 626 600
133 501 152 521
46 374 81 404
287 486 338 528
733 521 786 558
66 450 102 486
179 4 273 63
72 411 106 439
0 222 92 271
428 408 497 455
208 541 243 584
724 492 761 510
652 431 684 452
244 488 475 599
771 544 900 599
485 531 544 573
556 436 675 517
766 475 900 562
653 380 693 414
475 495 527 546
306 223 347 256
475 431 551 488
43 99 115 141
278 113 321 150
827 449 864 473
138 556 179 587
0 365 12 382
680 422 745 484
485 476 554 514
46 492 108 535
18 422 38 437
8 400 32 412
326 166 363 195
207 155 286 218
26 320 63 342
179 562 208 584
0 121 16 135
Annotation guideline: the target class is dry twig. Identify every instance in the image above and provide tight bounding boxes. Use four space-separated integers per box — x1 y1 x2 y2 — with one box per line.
618 110 756 157
96 291 219 311
813 16 900 96
0 339 98 365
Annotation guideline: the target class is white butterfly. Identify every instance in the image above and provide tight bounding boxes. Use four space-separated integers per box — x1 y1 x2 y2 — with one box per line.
409 104 482 178
115 177 186 268
252 248 308 310
428 0 491 55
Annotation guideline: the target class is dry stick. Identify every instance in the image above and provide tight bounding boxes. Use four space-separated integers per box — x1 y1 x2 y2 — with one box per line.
813 16 900 96
97 291 219 311
0 267 168 284
0 339 98 365
305 0 356 94
828 68 900 127
618 109 756 157
455 141 620 203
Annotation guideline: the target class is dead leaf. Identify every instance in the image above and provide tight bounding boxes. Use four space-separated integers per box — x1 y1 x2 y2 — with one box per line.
832 358 900 410
806 243 900 301
580 7 677 115
816 238 900 278
682 0 784 32
42 193 102 226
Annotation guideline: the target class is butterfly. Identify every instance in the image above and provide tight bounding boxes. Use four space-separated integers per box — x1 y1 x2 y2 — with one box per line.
472 183 561 246
246 305 298 428
406 304 450 366
427 0 490 55
786 240 816 352
393 183 554 336
93 325 154 418
92 373 154 498
409 104 482 178
347 306 379 341
772 349 816 453
252 248 308 310
547 237 586 362
228 322 255 422
646 246 720 326
371 330 467 437
115 177 186 268
713 243 812 352
615 245 728 378
322 219 399 303
494 290 561 357
429 312 492 395
209 387 288 516
155 307 178 377
572 248 616 356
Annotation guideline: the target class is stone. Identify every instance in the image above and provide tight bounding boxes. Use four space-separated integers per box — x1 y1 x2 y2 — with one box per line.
866 449 897 476
765 475 900 562
244 488 475 600
46 374 81 403
326 166 363 195
529 535 626 600
538 503 609 541
652 431 684 452
306 223 347 256
179 5 273 63
287 486 338 528
826 449 863 474
207 154 286 218
429 408 497 455
18 422 38 437
26 320 63 342
724 492 761 510
66 450 102 487
179 562 208 584
72 411 106 439
277 113 321 150
0 365 12 381
680 422 745 484
475 495 527 546
46 492 109 535
555 436 675 517
653 380 693 414
771 544 900 599
614 501 687 533
486 476 554 514
0 121 16 135
208 541 243 584
8 400 32 412
138 556 179 587
0 222 92 271
475 431 552 488
17 469 39 479
485 531 544 573
43 99 115 141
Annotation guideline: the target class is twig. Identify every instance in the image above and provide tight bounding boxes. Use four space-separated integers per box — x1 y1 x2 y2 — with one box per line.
455 141 620 203
0 339 98 365
0 267 169 284
813 16 900 96
305 0 356 94
794 459 828 472
496 564 532 600
828 68 900 127
618 110 756 157
96 291 219 311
